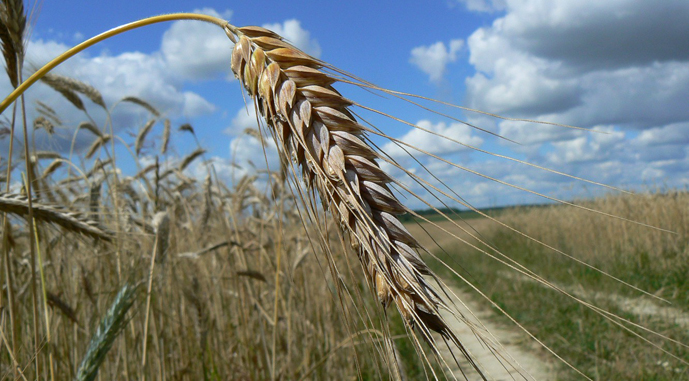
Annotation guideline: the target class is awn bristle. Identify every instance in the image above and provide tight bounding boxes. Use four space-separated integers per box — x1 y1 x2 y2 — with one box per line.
85 158 112 178
36 100 62 125
0 125 11 139
226 25 481 374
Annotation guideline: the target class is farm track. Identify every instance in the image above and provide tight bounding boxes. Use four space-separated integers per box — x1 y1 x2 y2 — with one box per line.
406 219 557 380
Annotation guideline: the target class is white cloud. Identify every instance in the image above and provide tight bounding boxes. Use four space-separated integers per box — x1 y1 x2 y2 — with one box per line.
220 105 280 184
547 126 626 165
225 105 259 136
262 19 322 58
410 39 464 82
2 11 323 158
228 132 281 182
383 120 483 160
182 92 216 117
635 123 689 147
453 0 689 197
457 0 507 13
465 0 689 126
161 8 234 81
495 1 689 71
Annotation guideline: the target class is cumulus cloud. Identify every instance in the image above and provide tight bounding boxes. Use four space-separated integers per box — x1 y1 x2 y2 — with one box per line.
457 0 507 13
225 106 259 136
262 19 322 58
383 120 483 159
0 39 217 154
465 0 689 126
227 132 281 182
498 1 689 71
161 8 234 81
1 10 322 159
453 0 689 197
410 39 464 82
392 1 689 208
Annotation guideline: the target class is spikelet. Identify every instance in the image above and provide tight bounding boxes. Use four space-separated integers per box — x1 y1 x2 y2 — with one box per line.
78 122 103 138
135 119 156 156
152 211 170 264
121 96 160 117
40 73 86 111
0 192 113 241
179 148 206 172
161 119 171 154
0 0 26 87
42 159 63 179
85 135 111 159
33 116 55 135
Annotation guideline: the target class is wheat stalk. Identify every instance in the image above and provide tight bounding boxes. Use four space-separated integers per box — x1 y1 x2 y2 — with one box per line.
85 134 111 159
160 119 170 154
40 73 86 111
77 121 102 138
135 119 156 156
0 192 113 241
225 25 485 377
39 72 106 110
0 0 25 88
75 282 138 381
120 96 160 117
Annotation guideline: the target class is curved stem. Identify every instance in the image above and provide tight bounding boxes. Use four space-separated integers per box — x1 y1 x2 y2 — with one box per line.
0 13 229 114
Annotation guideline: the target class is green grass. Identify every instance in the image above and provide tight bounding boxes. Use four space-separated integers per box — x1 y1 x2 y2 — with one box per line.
399 204 549 223
425 199 689 380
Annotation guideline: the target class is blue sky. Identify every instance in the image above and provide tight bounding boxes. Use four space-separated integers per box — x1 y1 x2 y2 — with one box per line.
2 0 688 209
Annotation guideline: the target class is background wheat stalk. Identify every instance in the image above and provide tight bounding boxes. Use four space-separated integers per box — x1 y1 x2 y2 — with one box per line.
0 191 113 240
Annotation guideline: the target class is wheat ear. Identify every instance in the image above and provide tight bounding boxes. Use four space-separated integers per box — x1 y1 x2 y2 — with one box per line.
75 283 138 381
0 0 26 88
0 192 113 241
226 25 484 377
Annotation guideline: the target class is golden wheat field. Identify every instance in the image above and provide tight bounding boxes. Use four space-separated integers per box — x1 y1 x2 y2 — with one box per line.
1 2 688 380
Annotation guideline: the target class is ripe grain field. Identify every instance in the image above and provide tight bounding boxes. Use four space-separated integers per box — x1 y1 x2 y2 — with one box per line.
406 192 689 379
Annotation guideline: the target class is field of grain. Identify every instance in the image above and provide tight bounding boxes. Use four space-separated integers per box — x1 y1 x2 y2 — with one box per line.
408 192 689 379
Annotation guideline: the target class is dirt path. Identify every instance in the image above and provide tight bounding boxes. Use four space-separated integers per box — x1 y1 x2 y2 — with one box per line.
406 219 557 380
499 270 689 330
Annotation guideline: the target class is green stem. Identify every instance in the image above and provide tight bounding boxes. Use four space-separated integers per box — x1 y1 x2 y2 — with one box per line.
0 13 229 115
